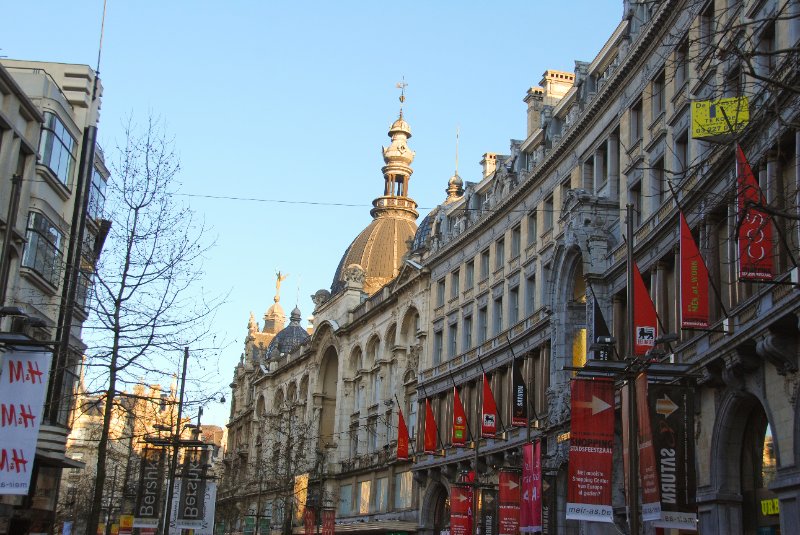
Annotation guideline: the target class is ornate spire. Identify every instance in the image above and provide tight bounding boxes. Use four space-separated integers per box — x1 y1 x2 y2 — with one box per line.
274 270 288 303
374 80 418 221
248 312 258 334
444 127 464 204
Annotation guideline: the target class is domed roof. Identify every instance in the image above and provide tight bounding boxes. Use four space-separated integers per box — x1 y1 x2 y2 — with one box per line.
265 306 310 360
331 215 417 295
411 208 437 251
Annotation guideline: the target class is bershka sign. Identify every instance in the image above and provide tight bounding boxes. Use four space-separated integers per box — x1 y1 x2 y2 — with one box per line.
169 481 217 535
134 448 166 527
177 448 209 527
0 350 51 495
566 379 614 523
648 384 697 531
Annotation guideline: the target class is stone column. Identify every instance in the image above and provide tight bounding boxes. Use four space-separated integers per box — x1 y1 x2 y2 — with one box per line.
771 469 800 535
607 134 620 200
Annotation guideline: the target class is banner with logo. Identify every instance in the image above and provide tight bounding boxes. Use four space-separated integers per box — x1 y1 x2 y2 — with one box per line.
590 296 612 360
566 378 614 523
479 487 498 535
424 399 438 454
498 469 521 535
452 387 468 447
397 408 410 460
450 484 472 535
633 263 658 355
680 212 710 328
481 374 498 437
177 448 210 527
169 481 217 535
736 144 774 280
118 515 133 535
636 374 661 521
649 384 697 530
511 358 527 426
520 441 542 533
134 447 166 527
0 350 51 495
321 508 335 535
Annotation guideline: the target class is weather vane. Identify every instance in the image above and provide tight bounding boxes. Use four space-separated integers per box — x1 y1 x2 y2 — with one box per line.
396 77 407 116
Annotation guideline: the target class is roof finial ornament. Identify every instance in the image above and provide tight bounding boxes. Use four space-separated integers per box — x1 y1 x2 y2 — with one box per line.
274 270 289 303
396 77 407 118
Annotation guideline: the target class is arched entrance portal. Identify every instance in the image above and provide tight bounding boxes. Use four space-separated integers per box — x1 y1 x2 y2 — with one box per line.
420 481 450 535
709 392 780 534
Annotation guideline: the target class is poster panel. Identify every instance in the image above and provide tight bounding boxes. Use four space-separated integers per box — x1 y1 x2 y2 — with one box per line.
498 470 521 535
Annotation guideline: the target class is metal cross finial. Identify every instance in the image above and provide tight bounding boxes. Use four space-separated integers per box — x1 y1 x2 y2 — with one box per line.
396 78 407 104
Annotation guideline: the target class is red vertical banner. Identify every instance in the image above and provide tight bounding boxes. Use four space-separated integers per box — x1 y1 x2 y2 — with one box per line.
520 441 542 533
680 212 710 328
450 484 473 535
498 470 521 535
633 263 658 355
481 374 498 438
566 378 615 523
452 387 468 447
321 509 335 535
636 373 661 521
303 508 314 535
737 144 774 280
397 409 409 461
424 399 438 454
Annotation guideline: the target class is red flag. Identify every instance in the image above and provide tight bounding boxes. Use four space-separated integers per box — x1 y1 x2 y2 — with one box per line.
520 441 542 533
633 263 658 355
397 409 409 461
680 212 710 328
424 399 438 454
452 387 468 447
737 144 773 280
481 374 498 438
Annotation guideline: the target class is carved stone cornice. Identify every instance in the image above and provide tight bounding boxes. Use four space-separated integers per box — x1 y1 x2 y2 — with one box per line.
755 320 799 376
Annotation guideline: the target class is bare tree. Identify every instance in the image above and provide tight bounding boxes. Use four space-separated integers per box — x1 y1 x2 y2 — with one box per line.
82 115 223 535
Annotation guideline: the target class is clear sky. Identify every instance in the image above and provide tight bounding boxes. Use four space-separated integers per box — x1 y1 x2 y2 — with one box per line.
3 1 622 427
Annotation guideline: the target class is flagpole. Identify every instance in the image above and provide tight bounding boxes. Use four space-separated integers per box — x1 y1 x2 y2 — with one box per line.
626 204 641 535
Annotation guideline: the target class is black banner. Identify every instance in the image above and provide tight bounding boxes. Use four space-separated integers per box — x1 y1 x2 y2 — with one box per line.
511 357 527 427
541 472 554 535
590 295 612 360
479 487 498 535
177 448 210 525
133 447 166 527
648 384 697 530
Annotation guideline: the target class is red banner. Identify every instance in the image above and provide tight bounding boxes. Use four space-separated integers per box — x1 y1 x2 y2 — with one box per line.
453 387 468 447
397 409 409 461
633 263 658 355
737 144 773 280
321 509 335 535
520 441 542 533
636 373 661 521
424 399 438 454
566 379 615 523
680 212 710 328
499 470 521 535
303 508 314 535
481 374 498 437
450 484 473 535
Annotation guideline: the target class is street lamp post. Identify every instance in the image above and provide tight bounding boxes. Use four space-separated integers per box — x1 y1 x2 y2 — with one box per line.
161 347 189 535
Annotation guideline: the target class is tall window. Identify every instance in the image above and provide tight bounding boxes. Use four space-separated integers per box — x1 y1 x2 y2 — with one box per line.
448 324 458 358
22 211 64 287
373 477 388 512
39 111 77 186
629 179 642 227
465 260 475 288
675 40 689 89
651 157 665 209
630 98 643 144
674 130 689 178
433 331 443 365
511 225 521 258
700 2 714 55
481 249 490 279
543 197 554 231
87 166 107 220
357 481 371 514
652 69 666 119
527 210 538 245
526 275 537 315
451 269 460 299
495 238 505 269
493 296 504 335
509 287 519 325
436 279 445 306
339 485 353 516
463 315 473 349
478 307 488 344
394 472 413 509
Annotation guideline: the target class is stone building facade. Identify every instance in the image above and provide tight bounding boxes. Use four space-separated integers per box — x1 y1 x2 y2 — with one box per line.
412 0 800 533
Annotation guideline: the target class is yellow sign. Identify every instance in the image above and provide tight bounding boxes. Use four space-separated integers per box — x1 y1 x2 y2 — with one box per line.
761 497 780 516
691 96 749 138
119 516 133 530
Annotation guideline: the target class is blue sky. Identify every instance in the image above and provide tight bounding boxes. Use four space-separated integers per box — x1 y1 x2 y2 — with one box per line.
3 1 622 426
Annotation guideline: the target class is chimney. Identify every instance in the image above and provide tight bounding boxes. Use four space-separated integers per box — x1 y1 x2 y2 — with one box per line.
480 153 498 179
524 87 544 137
